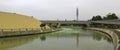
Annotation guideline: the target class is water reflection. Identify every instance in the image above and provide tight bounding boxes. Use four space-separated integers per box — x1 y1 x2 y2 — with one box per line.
40 35 46 41
0 28 113 50
92 31 112 43
0 36 35 50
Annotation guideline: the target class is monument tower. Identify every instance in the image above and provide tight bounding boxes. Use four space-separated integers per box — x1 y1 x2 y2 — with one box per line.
76 8 79 21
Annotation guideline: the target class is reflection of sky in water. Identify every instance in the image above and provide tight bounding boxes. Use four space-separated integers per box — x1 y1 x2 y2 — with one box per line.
0 28 113 50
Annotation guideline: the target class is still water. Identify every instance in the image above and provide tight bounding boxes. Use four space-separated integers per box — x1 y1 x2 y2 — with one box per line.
0 28 113 50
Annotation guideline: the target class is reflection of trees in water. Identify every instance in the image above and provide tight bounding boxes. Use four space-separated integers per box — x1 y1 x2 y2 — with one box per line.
0 34 47 50
0 36 35 50
38 28 112 43
93 32 102 41
93 32 112 43
40 35 46 41
103 36 112 43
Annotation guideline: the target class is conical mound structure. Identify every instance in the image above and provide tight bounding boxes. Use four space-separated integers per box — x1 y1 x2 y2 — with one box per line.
0 12 41 29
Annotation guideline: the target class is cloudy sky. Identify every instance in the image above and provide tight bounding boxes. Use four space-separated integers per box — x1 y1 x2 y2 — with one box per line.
0 0 120 20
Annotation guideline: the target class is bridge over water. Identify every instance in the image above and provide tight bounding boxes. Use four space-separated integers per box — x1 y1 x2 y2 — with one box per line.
91 19 120 25
41 20 91 27
41 19 120 27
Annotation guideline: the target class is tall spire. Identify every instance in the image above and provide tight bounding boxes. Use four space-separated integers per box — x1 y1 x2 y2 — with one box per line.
76 8 79 21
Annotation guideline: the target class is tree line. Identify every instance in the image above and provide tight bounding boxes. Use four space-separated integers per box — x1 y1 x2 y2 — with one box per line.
90 13 119 21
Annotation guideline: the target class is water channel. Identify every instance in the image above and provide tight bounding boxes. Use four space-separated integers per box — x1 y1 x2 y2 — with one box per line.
0 28 114 50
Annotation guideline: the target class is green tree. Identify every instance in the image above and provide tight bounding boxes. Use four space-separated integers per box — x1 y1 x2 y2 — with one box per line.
103 13 118 20
91 15 102 21
103 16 108 20
96 15 102 20
91 16 96 21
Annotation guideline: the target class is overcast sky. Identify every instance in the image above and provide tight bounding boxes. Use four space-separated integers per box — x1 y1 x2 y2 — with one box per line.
0 0 120 20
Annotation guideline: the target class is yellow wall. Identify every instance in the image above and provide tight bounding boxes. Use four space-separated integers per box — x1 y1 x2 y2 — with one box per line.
0 12 41 29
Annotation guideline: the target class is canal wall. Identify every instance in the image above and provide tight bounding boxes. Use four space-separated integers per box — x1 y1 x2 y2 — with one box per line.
87 28 120 50
0 28 61 38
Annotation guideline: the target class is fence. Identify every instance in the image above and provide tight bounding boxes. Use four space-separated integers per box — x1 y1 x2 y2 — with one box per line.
0 28 53 37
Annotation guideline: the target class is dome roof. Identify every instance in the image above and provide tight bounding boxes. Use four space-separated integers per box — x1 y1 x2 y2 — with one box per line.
0 12 41 29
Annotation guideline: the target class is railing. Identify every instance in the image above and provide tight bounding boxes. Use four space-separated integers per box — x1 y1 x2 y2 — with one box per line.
0 28 41 31
0 28 52 37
